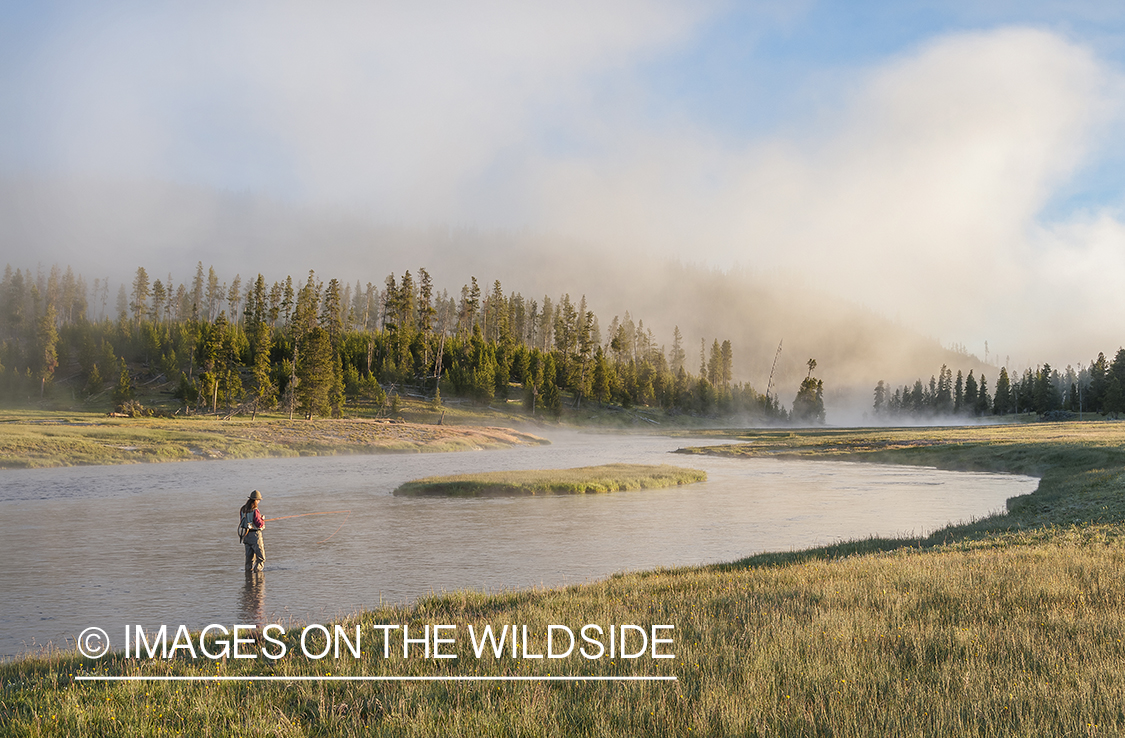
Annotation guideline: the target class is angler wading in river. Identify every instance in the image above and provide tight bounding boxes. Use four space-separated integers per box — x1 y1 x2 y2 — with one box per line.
239 490 266 572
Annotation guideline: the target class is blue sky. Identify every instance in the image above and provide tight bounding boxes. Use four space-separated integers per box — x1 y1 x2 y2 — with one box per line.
2 2 1121 208
2 1 1125 363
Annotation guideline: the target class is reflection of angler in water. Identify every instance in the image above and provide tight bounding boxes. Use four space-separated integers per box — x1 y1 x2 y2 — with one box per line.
239 570 267 627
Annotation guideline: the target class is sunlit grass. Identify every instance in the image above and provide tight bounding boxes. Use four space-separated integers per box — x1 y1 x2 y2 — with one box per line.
393 463 706 496
0 412 547 469
5 525 1125 736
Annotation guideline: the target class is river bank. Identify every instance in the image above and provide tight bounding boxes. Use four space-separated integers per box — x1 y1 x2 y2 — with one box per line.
675 421 1125 534
0 412 548 469
2 422 1123 736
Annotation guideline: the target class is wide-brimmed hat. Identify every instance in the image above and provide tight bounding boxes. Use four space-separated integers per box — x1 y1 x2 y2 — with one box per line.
249 490 262 500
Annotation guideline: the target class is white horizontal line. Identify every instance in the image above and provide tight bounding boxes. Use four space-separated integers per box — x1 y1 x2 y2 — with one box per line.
77 675 676 682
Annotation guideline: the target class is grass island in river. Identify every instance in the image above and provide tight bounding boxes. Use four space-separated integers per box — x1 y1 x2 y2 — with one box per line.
392 463 707 496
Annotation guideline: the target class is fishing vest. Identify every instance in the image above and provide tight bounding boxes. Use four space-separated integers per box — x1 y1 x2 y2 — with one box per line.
239 508 259 542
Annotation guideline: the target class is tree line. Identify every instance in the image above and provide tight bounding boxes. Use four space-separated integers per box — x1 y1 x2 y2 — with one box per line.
873 350 1125 420
0 263 822 422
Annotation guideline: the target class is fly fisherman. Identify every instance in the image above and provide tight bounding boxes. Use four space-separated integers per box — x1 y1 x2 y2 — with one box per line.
239 490 266 572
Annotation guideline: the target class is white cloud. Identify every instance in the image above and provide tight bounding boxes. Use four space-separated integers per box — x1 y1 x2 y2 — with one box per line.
1029 213 1125 361
527 27 1121 362
10 1 710 216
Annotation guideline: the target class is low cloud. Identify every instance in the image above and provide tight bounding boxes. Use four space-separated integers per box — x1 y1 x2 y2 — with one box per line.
2 9 1124 372
528 28 1122 366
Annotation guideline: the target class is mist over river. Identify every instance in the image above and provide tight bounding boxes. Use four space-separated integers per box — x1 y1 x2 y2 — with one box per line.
0 432 1038 658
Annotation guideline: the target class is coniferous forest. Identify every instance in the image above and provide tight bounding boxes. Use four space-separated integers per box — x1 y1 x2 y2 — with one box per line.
0 263 812 422
873 352 1125 421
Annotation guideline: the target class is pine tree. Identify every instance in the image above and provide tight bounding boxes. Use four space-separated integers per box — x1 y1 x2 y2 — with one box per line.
1109 349 1125 410
83 363 103 398
1089 353 1108 412
592 348 611 404
936 365 952 413
976 375 991 416
910 380 924 415
994 367 1011 415
191 262 205 321
523 350 542 414
418 268 435 334
226 274 242 322
1105 377 1124 418
320 278 343 343
249 327 276 419
116 285 129 323
399 271 417 332
720 340 733 388
670 326 686 373
35 305 59 397
792 359 825 424
297 326 334 419
151 279 166 323
112 357 134 410
541 354 562 417
707 339 721 387
964 371 978 415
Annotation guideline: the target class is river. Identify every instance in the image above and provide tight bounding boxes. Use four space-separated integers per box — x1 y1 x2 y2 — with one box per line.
0 431 1038 658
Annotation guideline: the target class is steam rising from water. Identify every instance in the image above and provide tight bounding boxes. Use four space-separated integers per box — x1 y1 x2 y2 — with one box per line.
1 6 1123 407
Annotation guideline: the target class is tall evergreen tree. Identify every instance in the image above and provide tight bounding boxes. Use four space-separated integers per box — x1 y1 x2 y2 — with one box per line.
227 275 242 322
297 326 334 419
321 278 343 343
793 377 825 424
417 268 435 334
720 340 733 388
205 267 221 322
963 370 978 414
994 367 1011 415
151 279 166 323
873 380 886 415
112 357 134 410
670 326 686 373
35 304 59 397
190 262 205 321
976 375 991 416
1089 353 1108 412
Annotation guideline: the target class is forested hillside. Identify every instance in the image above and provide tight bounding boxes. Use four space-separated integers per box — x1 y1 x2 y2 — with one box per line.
0 263 812 422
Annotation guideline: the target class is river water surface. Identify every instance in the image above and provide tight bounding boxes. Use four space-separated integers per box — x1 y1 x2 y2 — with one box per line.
0 432 1038 658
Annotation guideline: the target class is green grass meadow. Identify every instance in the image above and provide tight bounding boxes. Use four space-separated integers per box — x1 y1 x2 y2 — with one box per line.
392 463 706 496
0 411 546 469
4 421 1125 736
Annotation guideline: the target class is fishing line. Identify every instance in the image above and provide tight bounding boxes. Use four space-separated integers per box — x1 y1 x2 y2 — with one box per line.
262 509 352 543
263 510 351 522
315 510 352 544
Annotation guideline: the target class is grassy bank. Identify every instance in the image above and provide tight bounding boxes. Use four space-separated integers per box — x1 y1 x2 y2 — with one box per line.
5 528 1125 736
674 422 1125 535
393 463 707 496
0 412 547 469
4 422 1125 736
